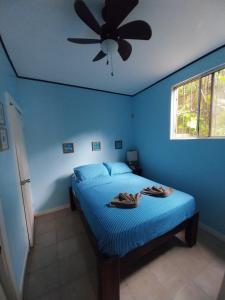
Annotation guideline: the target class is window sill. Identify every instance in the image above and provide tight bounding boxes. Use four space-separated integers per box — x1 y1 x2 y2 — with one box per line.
170 136 225 140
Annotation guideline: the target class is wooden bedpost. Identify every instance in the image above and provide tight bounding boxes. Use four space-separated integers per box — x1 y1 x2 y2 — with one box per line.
185 212 199 247
98 255 120 300
69 187 76 211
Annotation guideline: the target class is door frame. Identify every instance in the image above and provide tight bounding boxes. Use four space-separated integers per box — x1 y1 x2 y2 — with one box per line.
0 200 20 300
5 92 34 247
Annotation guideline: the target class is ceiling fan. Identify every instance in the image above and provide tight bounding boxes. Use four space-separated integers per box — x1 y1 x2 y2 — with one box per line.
67 0 152 62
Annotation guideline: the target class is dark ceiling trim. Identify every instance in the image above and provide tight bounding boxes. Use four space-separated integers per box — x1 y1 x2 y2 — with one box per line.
1 33 224 97
132 44 225 97
0 34 19 76
17 76 131 97
0 34 131 97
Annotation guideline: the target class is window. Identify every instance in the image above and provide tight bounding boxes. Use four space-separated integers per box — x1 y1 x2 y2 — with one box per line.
171 66 225 139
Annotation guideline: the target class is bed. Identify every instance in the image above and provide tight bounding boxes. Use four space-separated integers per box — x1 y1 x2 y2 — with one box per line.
69 162 199 300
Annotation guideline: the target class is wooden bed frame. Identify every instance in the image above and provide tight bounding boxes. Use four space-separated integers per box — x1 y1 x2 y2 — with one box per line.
69 187 199 300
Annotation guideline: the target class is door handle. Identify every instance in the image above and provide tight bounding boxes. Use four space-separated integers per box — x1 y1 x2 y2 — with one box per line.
21 179 31 186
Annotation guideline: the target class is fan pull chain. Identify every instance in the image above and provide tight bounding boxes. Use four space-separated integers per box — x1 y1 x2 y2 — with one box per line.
104 40 114 76
106 41 109 65
110 53 114 76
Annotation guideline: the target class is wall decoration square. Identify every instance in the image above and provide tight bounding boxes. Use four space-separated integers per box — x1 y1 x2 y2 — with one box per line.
92 141 101 151
0 127 9 151
0 102 6 125
115 140 123 149
62 143 74 154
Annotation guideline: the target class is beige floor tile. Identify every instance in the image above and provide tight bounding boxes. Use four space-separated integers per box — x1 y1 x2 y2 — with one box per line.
35 218 55 236
163 244 209 281
34 231 57 249
54 214 77 228
56 223 77 242
88 269 98 296
217 274 225 300
36 288 61 300
27 244 57 273
73 220 86 234
57 236 82 258
24 263 59 300
74 275 97 300
120 283 135 300
60 281 77 300
81 248 97 270
25 209 225 300
198 244 225 271
126 267 173 300
194 262 225 299
23 275 30 299
61 275 96 300
35 213 55 223
55 218 85 241
77 234 93 253
174 282 213 300
198 229 225 253
147 251 182 284
73 211 83 220
53 208 72 218
25 253 33 275
58 252 90 285
161 274 189 298
197 235 225 271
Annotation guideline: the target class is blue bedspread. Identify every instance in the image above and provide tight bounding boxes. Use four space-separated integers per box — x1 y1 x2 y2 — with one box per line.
72 173 196 257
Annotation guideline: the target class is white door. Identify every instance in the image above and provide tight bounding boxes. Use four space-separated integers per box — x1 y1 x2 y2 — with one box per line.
0 201 19 300
7 94 34 247
0 243 17 300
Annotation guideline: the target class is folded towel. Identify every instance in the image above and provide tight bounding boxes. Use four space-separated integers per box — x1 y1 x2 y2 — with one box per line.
141 186 173 197
108 192 142 208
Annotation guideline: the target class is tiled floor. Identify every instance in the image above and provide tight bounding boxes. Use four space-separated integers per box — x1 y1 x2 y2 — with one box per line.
24 208 225 300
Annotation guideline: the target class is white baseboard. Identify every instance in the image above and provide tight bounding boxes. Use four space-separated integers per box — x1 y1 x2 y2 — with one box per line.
199 222 225 243
34 204 70 217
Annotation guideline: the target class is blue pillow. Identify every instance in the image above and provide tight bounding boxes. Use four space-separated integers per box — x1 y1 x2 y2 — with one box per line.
74 163 109 181
104 162 132 176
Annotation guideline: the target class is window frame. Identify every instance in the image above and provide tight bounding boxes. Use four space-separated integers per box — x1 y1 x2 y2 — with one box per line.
170 63 225 140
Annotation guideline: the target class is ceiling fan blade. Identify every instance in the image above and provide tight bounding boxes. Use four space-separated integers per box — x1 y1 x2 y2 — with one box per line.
67 38 100 44
93 51 106 62
118 39 132 61
101 6 107 22
104 0 138 29
118 20 152 40
74 0 101 35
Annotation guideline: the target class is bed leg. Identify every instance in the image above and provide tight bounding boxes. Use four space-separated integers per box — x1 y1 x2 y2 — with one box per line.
185 212 199 247
98 256 120 300
69 187 76 211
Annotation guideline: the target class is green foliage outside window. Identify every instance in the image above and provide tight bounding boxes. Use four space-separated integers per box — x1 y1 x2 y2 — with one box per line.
176 80 199 136
211 69 225 136
173 67 225 138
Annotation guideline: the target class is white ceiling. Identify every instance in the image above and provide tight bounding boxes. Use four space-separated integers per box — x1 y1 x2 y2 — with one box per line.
0 0 225 95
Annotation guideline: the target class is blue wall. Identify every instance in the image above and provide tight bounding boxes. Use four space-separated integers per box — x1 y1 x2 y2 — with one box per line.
0 39 224 295
0 45 29 291
132 47 225 235
17 80 133 213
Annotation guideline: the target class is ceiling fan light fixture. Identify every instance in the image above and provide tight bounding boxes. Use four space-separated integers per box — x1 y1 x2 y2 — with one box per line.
101 39 118 55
